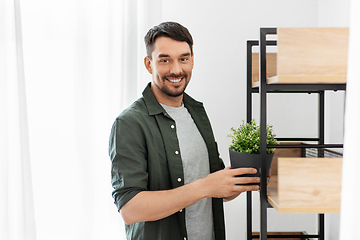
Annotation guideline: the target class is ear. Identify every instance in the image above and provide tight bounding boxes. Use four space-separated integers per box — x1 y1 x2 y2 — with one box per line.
144 56 152 74
191 53 194 69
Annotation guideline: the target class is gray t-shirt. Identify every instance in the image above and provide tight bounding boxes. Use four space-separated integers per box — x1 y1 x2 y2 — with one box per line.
161 103 214 240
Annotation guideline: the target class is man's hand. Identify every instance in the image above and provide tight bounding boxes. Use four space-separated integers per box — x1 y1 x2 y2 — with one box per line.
200 167 260 199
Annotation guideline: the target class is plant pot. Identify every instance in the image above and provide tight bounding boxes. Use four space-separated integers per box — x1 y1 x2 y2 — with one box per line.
229 148 274 178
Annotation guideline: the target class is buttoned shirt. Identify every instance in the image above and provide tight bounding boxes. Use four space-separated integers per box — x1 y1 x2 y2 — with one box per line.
109 83 225 240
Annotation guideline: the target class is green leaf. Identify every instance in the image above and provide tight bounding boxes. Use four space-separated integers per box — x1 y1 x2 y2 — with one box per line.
228 119 278 154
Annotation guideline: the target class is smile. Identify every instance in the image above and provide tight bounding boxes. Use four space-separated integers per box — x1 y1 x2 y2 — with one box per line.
166 78 183 83
169 78 182 83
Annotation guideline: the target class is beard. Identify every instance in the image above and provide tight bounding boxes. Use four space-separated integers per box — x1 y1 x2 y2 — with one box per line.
155 74 189 97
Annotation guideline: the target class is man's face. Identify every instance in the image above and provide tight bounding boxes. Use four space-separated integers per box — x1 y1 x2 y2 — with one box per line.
145 37 194 100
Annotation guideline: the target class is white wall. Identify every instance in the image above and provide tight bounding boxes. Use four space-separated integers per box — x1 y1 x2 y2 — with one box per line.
157 0 321 239
318 1 351 239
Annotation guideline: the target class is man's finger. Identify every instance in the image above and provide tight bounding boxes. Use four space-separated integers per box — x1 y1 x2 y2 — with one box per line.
230 167 257 176
234 184 259 192
234 176 260 185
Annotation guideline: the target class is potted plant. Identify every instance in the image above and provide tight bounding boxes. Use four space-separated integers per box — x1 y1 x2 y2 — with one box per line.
228 119 278 178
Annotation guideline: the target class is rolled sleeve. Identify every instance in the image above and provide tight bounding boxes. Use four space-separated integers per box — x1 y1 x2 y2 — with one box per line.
109 116 148 211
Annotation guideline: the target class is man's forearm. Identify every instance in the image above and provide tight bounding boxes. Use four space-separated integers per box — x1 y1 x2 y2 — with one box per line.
120 178 207 225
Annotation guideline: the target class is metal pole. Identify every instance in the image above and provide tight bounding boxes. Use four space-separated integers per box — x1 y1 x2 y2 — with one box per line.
318 90 325 240
259 28 277 240
247 40 255 123
259 28 267 240
246 40 255 240
247 36 277 240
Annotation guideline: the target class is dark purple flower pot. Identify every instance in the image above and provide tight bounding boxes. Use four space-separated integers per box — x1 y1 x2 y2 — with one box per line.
229 148 274 178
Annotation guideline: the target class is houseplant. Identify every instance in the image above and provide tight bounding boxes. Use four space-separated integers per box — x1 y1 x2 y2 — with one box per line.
228 119 278 178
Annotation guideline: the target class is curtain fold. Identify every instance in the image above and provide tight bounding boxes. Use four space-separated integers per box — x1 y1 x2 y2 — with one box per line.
119 0 161 111
0 0 36 239
339 0 360 239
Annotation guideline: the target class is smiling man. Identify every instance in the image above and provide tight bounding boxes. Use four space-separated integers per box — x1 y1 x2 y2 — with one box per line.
109 22 260 240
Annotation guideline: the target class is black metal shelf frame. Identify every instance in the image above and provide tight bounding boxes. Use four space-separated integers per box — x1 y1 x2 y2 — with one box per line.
245 28 346 240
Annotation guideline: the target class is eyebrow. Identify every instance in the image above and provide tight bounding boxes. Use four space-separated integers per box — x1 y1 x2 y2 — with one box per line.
157 52 191 58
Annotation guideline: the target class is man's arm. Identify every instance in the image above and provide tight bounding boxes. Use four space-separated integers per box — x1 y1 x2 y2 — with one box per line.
120 167 259 225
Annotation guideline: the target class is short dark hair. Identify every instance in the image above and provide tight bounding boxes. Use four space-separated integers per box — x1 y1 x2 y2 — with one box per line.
144 22 194 59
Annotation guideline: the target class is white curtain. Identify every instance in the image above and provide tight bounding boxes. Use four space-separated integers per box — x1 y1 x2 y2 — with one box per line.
1 0 161 239
0 0 36 239
339 0 360 239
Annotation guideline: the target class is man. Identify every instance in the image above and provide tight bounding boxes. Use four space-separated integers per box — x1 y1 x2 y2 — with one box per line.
109 22 260 240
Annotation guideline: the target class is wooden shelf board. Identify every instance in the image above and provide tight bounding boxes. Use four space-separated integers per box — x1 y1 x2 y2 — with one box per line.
267 158 342 213
252 28 349 87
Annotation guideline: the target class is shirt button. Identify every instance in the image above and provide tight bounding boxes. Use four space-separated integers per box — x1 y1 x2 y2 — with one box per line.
175 150 179 155
177 178 182 182
171 125 175 129
179 209 183 212
184 237 186 240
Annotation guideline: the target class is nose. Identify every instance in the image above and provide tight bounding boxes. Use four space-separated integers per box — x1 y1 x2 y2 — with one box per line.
170 61 182 75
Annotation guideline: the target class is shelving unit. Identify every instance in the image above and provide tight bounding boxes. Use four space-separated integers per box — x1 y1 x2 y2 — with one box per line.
246 28 348 240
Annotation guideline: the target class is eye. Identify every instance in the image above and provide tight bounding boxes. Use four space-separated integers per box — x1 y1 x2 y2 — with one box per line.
160 59 170 63
180 58 189 62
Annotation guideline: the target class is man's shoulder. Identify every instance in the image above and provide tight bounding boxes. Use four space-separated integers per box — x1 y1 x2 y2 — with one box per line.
116 97 148 122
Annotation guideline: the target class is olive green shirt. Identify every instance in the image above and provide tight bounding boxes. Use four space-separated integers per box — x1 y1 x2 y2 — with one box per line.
109 83 225 240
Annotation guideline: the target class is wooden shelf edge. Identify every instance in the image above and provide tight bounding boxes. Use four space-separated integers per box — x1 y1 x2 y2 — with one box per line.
252 81 259 88
252 75 347 88
268 75 347 84
267 200 340 213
